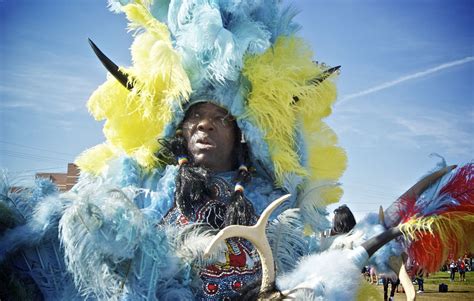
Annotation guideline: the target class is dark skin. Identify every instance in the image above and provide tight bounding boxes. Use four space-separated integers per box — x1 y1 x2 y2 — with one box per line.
182 103 238 172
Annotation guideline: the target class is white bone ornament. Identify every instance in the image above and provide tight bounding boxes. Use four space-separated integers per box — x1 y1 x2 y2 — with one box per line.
389 255 416 301
204 194 291 293
381 206 416 301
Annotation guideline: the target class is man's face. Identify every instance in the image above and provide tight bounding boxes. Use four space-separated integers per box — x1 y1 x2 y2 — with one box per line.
182 103 238 172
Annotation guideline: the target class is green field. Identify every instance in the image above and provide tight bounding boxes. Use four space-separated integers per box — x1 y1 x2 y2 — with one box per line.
375 271 474 300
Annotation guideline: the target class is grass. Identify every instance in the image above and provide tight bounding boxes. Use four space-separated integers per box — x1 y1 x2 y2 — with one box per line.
374 271 474 300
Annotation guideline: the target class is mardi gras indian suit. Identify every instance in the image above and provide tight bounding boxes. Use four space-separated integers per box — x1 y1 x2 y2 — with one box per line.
1 1 473 300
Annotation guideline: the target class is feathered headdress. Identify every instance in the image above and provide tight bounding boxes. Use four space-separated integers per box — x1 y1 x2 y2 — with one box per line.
75 0 346 207
398 163 474 272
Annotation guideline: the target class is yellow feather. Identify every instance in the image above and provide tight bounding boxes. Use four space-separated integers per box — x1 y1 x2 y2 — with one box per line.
75 143 116 174
76 2 191 174
400 214 474 252
401 214 474 238
87 75 129 121
303 224 314 236
307 145 347 181
123 3 171 41
320 185 344 206
243 36 342 185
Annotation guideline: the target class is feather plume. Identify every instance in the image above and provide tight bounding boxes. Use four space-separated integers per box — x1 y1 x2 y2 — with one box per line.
75 143 116 175
59 186 145 299
78 1 191 174
276 248 366 301
244 36 321 185
0 201 21 232
0 173 82 299
59 181 187 300
400 213 474 272
297 180 338 233
0 176 63 261
398 162 474 272
166 223 226 267
267 209 308 273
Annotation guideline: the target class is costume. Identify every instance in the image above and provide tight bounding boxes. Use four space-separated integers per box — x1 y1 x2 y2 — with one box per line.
1 1 473 300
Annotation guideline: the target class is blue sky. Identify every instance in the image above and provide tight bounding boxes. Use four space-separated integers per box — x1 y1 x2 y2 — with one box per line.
1 0 473 220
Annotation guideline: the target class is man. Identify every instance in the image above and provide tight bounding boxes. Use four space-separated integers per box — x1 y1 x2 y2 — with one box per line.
382 275 399 301
450 260 457 281
3 0 343 295
330 204 357 236
1 1 472 300
158 101 283 299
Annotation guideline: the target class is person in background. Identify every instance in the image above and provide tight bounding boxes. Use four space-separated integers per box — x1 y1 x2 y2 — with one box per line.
450 260 457 282
362 265 370 282
330 204 357 236
369 266 379 285
382 275 399 301
416 269 424 294
458 258 466 282
319 204 358 251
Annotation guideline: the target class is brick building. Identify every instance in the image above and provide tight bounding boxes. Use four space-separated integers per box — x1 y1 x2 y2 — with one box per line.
36 163 79 192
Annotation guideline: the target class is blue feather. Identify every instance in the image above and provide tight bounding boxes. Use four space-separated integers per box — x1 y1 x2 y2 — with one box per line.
297 181 334 233
268 209 308 273
355 213 403 276
0 174 62 261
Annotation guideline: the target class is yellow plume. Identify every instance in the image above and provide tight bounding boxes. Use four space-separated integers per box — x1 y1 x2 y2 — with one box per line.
75 143 115 174
76 2 191 174
243 36 345 186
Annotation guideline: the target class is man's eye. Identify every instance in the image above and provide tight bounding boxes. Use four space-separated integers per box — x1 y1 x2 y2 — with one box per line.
220 117 234 127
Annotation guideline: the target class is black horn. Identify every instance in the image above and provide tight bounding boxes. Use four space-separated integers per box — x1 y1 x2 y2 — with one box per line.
292 65 341 103
360 227 402 258
307 65 341 85
88 38 133 90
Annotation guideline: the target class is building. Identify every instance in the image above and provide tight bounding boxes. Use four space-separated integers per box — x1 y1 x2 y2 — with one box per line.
36 163 79 192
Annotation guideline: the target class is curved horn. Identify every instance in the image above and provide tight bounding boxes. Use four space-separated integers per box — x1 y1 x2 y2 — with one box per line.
293 65 341 103
88 38 133 90
399 165 457 202
307 65 341 85
360 227 402 258
388 255 416 301
204 194 291 293
384 165 457 227
379 205 386 228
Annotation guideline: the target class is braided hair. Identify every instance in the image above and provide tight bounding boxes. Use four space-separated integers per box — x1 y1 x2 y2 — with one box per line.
224 135 255 227
157 116 255 226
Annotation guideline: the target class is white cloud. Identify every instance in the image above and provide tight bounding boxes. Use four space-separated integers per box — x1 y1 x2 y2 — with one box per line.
330 99 474 157
0 51 101 115
391 113 473 156
337 56 474 106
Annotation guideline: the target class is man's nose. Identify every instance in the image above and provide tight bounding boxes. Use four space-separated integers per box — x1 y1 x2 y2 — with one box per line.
197 117 214 132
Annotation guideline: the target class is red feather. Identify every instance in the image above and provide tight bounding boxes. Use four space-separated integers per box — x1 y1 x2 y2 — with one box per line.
404 163 474 273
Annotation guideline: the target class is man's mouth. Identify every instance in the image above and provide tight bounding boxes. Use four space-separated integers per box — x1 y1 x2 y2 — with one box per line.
195 137 216 150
